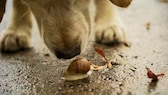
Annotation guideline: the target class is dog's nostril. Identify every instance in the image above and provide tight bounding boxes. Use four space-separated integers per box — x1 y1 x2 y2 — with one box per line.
55 46 81 59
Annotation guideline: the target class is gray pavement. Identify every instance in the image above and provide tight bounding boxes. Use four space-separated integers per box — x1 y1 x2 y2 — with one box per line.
0 0 168 95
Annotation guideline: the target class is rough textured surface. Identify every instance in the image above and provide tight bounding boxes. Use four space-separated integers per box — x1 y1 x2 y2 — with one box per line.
0 0 168 95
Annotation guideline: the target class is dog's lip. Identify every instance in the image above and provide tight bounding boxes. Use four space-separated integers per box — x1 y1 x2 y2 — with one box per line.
55 45 81 59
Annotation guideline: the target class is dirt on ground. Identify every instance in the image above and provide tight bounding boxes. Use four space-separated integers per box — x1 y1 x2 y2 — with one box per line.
0 0 168 95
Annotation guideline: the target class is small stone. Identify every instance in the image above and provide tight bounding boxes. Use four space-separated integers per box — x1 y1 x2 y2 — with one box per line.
58 87 62 90
44 54 50 57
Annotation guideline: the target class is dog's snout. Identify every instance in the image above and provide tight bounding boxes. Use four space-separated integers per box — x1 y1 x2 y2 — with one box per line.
55 46 81 59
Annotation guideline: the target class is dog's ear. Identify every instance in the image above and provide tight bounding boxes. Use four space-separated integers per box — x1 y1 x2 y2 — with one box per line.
0 0 6 23
110 0 132 8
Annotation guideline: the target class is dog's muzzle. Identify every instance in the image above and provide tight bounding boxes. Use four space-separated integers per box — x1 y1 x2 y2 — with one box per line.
55 45 81 59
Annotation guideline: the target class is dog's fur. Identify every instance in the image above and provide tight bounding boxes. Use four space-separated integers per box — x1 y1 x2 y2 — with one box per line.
0 0 131 59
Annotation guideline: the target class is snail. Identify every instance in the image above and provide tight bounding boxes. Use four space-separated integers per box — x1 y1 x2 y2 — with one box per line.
62 58 111 81
62 58 92 81
62 47 113 81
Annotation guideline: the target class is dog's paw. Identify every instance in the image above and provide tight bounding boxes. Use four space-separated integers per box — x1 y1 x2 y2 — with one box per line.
95 24 130 46
0 28 32 52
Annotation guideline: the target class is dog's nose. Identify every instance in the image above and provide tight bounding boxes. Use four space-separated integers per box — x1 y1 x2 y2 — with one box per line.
55 46 81 59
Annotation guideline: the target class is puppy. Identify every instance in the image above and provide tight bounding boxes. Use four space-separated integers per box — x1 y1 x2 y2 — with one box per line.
0 0 131 59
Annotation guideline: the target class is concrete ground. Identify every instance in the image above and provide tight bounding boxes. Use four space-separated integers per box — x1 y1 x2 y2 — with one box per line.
0 0 168 95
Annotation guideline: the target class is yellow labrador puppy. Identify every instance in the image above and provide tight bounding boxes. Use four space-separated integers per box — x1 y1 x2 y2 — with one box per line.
0 0 131 59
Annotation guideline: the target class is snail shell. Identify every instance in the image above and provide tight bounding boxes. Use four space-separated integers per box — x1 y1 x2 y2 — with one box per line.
67 58 90 74
110 0 132 8
62 58 91 81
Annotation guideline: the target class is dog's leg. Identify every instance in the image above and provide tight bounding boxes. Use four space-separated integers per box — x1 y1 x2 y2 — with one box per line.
0 0 32 52
94 0 127 45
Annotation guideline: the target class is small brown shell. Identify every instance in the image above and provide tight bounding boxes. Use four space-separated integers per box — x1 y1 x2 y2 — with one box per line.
67 58 90 74
110 0 132 8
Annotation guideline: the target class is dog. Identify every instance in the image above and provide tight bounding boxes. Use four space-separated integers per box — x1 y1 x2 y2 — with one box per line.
0 0 132 59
